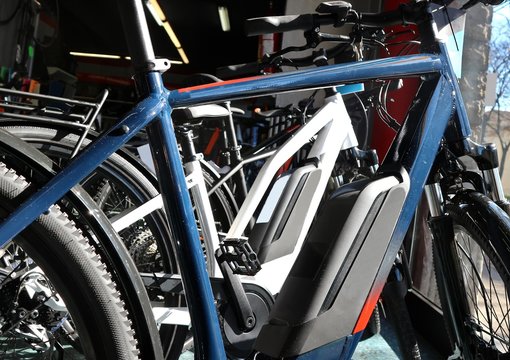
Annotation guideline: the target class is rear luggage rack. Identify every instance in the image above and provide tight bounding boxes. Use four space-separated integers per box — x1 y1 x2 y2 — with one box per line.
0 87 109 158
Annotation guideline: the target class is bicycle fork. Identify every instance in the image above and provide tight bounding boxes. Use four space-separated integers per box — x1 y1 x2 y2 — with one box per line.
424 134 509 360
424 182 466 359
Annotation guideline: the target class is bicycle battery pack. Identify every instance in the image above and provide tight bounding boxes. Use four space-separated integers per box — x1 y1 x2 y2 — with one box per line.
254 169 410 358
249 162 323 263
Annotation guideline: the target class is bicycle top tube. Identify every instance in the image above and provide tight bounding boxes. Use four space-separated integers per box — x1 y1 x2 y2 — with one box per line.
169 54 444 108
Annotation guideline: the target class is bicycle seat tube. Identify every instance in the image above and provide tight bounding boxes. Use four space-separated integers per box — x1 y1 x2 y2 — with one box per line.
118 0 226 358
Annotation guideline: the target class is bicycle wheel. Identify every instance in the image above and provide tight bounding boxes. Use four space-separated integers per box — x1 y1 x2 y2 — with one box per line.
1 124 236 358
0 162 140 359
1 124 176 271
435 192 510 359
1 125 236 270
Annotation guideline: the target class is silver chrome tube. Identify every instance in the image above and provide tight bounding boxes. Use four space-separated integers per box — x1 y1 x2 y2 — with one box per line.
424 183 444 218
185 160 221 276
483 168 507 203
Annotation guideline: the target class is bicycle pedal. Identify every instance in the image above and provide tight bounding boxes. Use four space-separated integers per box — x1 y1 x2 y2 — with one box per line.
216 238 261 276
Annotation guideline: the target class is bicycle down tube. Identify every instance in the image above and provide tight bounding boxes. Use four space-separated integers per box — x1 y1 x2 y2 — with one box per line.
0 5 463 360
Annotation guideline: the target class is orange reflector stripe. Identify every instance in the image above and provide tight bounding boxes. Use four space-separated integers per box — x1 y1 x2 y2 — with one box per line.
177 75 262 93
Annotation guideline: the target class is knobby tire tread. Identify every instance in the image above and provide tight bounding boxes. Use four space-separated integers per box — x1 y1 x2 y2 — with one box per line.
0 162 140 359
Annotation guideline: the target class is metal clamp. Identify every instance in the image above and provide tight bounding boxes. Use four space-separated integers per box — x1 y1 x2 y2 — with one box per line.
145 58 171 73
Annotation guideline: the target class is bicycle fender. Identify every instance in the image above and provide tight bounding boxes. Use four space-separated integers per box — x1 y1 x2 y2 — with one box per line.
451 190 510 264
0 119 161 189
451 190 507 219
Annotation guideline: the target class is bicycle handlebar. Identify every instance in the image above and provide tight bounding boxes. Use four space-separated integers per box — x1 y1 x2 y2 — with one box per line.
245 1 455 37
235 0 494 75
245 14 337 37
248 10 421 37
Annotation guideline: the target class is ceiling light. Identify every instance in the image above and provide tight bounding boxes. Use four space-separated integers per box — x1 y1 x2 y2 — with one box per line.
70 52 183 65
176 48 189 64
218 6 230 32
70 52 121 59
145 0 189 64
146 0 167 23
124 56 182 64
162 22 181 48
145 1 163 26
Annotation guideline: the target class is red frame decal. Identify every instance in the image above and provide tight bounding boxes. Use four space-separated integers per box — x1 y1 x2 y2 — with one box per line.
177 75 263 93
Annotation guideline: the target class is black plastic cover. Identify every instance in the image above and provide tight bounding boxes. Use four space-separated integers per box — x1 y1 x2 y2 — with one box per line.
316 1 352 17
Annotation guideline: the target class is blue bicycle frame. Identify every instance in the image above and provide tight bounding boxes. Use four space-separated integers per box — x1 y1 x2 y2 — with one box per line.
0 1 472 359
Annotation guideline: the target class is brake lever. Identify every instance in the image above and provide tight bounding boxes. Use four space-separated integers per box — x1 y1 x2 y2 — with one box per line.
261 44 311 66
261 29 350 68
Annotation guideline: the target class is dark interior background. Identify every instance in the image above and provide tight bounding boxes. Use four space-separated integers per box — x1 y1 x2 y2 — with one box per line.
52 0 286 76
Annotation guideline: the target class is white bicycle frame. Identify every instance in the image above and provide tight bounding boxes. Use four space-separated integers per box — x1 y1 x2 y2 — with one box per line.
188 91 358 291
110 91 359 325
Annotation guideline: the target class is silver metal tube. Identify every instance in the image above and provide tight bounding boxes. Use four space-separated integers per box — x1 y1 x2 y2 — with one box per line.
207 149 276 196
483 168 507 203
185 160 221 276
0 112 89 126
424 183 444 218
0 87 98 106
111 195 163 232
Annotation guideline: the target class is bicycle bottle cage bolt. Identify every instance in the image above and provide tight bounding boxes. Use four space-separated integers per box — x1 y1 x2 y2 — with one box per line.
111 125 130 136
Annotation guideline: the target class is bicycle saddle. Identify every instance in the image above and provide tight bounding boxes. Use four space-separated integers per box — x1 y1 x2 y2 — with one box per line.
173 72 245 126
172 105 230 126
172 105 245 126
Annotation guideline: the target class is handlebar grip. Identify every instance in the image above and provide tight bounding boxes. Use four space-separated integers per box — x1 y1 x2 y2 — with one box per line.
245 14 315 36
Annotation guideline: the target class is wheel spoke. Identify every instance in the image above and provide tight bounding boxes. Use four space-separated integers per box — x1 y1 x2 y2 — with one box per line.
454 223 510 353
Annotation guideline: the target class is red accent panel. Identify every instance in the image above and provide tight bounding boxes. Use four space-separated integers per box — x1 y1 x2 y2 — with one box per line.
277 157 294 177
353 283 385 334
177 75 263 93
370 0 420 160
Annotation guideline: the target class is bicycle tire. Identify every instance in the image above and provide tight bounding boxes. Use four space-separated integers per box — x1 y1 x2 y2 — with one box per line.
2 124 176 269
1 124 236 358
383 280 421 360
0 162 140 359
434 192 510 359
1 124 236 265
